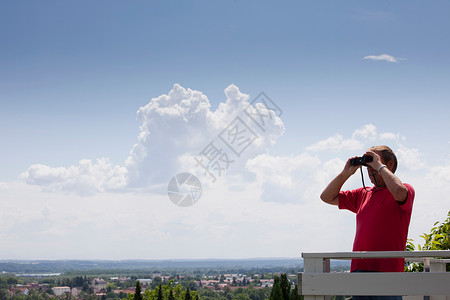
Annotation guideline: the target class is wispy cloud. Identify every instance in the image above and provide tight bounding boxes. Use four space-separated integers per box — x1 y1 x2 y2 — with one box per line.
380 132 399 140
306 134 363 152
306 124 379 152
20 159 128 195
352 124 377 141
426 163 450 188
396 144 426 171
363 54 401 63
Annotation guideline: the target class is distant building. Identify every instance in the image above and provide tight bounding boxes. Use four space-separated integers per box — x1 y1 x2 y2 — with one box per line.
91 278 108 291
52 287 71 296
14 286 29 295
111 277 130 283
259 279 274 288
137 279 153 287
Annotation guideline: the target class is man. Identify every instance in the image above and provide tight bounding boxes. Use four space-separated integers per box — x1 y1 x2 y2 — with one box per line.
321 145 414 299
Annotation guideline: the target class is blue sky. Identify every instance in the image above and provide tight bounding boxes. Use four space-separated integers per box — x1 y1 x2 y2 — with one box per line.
1 1 450 259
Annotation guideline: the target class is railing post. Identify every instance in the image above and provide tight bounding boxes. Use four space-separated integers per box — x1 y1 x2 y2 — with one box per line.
300 251 450 300
429 260 446 272
302 255 330 300
428 259 447 300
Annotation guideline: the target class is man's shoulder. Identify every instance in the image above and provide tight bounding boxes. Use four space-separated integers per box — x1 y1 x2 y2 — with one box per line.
354 187 373 195
340 187 370 200
346 187 370 193
403 182 414 189
403 183 415 195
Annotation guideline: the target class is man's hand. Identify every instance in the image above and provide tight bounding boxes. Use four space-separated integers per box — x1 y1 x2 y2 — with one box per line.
344 156 363 176
364 150 383 170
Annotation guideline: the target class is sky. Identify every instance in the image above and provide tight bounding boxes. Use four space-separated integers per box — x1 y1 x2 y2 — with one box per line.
1 0 450 260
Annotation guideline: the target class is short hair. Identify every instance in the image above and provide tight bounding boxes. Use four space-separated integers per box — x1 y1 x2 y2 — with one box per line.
368 145 398 173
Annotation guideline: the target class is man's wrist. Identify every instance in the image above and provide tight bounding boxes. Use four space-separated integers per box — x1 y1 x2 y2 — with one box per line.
377 164 387 174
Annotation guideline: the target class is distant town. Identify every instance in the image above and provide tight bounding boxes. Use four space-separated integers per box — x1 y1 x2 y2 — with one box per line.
0 259 350 300
6 271 293 297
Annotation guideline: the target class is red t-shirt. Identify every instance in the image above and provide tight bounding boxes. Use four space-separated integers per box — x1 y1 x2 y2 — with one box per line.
338 183 415 272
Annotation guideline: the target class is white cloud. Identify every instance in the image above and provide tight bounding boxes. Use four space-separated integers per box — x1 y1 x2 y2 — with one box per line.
4 123 449 260
246 153 320 188
425 163 450 189
313 158 346 187
352 124 377 141
20 158 128 195
20 84 285 195
307 124 381 152
306 134 363 152
380 132 400 140
363 54 400 63
1 181 356 259
396 144 426 171
125 83 285 188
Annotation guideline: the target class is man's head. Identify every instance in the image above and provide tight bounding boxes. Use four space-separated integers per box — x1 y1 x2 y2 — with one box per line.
368 145 398 173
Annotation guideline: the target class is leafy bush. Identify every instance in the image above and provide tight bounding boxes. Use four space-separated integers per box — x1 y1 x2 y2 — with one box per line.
405 211 449 272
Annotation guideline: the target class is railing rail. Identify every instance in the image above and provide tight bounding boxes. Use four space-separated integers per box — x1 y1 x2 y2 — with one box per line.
302 250 450 259
299 250 450 300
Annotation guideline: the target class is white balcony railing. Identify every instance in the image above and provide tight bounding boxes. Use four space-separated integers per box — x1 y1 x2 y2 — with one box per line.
298 250 450 300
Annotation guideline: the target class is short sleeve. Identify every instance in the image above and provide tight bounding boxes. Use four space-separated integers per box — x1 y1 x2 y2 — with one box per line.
338 189 363 213
399 183 415 212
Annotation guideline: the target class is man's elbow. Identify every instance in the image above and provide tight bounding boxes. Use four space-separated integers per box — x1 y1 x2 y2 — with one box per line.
393 186 408 203
320 192 338 205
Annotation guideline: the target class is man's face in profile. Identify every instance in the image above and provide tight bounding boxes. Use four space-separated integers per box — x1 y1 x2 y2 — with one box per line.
367 151 385 187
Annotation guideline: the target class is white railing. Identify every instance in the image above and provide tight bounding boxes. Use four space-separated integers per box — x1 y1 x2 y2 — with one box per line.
298 250 450 300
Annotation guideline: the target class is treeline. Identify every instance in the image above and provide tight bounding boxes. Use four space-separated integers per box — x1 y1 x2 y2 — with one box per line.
0 260 302 274
61 267 302 280
131 281 198 300
0 275 287 300
131 280 271 300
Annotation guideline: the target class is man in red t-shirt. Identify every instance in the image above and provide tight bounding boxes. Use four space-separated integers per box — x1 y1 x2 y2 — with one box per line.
320 145 414 299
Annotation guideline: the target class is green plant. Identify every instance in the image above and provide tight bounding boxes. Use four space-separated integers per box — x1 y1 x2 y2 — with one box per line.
419 211 449 251
405 211 449 272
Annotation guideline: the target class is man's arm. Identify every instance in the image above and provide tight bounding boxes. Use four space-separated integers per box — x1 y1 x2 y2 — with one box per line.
366 150 408 203
320 159 360 206
379 167 408 203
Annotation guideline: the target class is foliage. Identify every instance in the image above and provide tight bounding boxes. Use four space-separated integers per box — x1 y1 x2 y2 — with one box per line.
157 284 164 300
168 289 175 300
184 287 191 300
419 211 449 251
106 283 117 293
279 274 290 300
289 284 302 300
406 211 450 272
269 276 282 300
132 280 197 300
269 274 302 300
135 281 143 300
0 267 304 300
197 285 270 300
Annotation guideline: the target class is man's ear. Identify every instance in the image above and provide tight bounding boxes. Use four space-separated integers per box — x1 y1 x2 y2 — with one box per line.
386 159 395 172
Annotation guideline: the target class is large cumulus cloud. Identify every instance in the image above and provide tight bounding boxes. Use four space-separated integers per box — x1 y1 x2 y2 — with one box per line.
20 84 285 195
